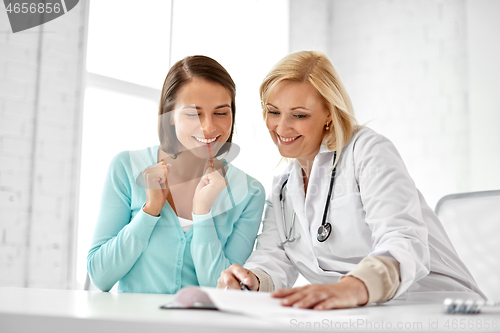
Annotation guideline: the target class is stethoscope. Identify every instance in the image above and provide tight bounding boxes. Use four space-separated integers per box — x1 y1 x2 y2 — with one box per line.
279 152 337 246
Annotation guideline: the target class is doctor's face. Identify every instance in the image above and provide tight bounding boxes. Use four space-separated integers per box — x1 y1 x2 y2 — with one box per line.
170 78 233 159
265 80 331 163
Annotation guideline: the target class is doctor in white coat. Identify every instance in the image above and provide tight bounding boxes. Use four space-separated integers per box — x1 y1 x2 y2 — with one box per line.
218 51 485 310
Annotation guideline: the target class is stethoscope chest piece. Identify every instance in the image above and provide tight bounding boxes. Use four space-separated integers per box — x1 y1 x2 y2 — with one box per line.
317 222 332 242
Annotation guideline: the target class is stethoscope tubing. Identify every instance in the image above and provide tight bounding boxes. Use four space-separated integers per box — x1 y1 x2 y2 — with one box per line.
279 151 337 245
279 194 296 246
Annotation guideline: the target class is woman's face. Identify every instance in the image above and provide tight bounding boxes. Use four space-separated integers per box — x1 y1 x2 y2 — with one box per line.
170 77 232 159
265 80 331 163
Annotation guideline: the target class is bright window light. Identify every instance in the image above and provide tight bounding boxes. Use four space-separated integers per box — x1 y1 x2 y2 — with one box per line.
77 88 158 286
77 0 289 289
86 0 172 88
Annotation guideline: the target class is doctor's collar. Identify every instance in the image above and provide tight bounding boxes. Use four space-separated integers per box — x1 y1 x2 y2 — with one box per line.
319 144 334 155
289 144 336 174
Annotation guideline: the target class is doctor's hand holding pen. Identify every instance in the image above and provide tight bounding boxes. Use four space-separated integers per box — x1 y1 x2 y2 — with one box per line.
218 264 260 291
218 265 368 310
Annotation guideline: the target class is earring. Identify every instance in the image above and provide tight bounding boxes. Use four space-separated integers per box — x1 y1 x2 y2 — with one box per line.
325 121 331 130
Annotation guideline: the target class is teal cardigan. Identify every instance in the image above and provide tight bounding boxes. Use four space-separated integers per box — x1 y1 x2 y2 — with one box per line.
87 146 265 293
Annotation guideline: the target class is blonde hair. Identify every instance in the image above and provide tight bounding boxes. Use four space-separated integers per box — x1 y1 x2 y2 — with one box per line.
259 51 360 165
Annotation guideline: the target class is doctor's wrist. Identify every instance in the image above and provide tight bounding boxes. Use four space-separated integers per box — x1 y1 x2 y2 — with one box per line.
339 276 369 306
249 269 275 292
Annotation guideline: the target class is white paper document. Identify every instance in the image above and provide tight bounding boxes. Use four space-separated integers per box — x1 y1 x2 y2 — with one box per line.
167 286 365 323
163 287 500 331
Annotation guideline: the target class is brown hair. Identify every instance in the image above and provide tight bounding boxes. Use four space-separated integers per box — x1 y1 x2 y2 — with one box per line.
158 55 236 157
259 51 359 166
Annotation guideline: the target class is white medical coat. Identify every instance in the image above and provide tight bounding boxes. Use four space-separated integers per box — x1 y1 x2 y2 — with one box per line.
245 127 485 301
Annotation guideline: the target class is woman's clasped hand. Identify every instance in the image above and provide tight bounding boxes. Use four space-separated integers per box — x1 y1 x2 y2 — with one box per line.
142 161 171 217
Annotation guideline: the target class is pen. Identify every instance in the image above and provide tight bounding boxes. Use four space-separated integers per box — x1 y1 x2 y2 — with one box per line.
239 281 251 291
207 144 215 171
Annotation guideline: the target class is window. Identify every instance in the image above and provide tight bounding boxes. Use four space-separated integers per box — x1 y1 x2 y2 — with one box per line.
77 0 289 288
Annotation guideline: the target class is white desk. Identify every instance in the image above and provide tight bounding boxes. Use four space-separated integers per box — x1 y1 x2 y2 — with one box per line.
1 287 499 333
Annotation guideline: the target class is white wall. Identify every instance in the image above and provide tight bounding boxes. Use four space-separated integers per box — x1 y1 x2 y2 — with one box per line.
0 3 88 288
290 0 500 208
466 0 500 192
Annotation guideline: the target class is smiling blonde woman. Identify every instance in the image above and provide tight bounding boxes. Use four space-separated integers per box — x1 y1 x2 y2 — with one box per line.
218 50 485 310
